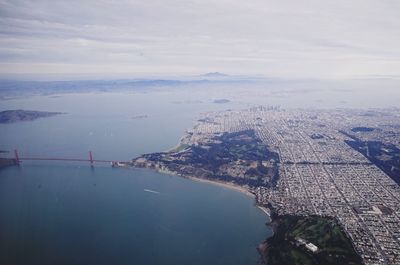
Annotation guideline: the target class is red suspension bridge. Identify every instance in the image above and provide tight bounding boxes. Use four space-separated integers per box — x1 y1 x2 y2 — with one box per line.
12 150 128 167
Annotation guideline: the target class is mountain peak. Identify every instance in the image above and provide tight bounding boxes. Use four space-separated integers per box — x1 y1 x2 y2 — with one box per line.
201 72 229 77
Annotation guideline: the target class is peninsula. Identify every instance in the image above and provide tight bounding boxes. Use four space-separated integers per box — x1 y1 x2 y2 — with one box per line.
132 128 279 188
129 107 400 264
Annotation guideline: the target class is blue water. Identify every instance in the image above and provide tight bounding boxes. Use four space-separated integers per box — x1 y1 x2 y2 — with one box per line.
0 91 270 265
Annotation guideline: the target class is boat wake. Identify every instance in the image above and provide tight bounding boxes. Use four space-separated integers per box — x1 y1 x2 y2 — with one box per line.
144 189 161 194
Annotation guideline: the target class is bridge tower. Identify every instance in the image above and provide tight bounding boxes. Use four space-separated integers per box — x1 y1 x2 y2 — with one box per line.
14 149 20 165
89 151 94 167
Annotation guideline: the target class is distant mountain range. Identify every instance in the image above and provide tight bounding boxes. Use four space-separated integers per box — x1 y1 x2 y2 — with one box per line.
0 76 256 99
200 72 229 77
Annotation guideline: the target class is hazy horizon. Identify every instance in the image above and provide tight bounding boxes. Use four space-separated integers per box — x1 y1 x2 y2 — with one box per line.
1 2 400 264
1 0 400 79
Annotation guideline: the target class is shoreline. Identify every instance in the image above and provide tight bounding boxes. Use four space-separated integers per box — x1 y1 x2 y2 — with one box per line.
186 177 272 219
132 163 274 265
257 205 271 217
133 165 272 218
165 137 187 153
186 175 256 199
159 138 269 213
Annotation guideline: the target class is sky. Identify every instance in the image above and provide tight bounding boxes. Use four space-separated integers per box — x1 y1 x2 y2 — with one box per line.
0 0 400 79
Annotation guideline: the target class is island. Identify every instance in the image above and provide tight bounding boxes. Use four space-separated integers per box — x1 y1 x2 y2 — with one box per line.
0 110 64 123
128 107 400 265
212 98 230 104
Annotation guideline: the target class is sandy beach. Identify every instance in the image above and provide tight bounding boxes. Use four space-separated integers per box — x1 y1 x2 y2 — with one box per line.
156 167 253 196
186 175 256 198
257 206 271 217
189 177 272 219
144 166 275 219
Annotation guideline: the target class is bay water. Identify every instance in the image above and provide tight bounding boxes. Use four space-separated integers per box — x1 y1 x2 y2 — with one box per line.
0 90 271 265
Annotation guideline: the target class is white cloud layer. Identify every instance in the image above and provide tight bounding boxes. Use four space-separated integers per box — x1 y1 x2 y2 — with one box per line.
0 0 399 78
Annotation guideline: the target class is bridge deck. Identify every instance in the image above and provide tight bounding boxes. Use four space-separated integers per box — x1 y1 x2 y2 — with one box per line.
11 150 129 165
19 157 115 163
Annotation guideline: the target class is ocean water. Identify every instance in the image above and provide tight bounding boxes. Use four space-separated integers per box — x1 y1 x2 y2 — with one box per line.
0 91 270 265
1 78 397 264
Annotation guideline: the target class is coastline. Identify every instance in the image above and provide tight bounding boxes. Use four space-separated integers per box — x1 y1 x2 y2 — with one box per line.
153 163 363 265
186 175 256 199
257 205 271 217
131 160 274 265
134 165 272 218
165 136 188 152
159 140 266 210
156 167 256 198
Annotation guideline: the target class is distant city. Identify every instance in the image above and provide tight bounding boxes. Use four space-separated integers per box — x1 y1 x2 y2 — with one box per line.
132 106 400 264
2 0 400 264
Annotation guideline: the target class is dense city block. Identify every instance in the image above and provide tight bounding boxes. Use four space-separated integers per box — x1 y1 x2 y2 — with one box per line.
133 107 400 265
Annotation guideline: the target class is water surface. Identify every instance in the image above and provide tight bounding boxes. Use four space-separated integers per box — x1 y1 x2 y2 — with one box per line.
0 165 268 265
0 91 270 265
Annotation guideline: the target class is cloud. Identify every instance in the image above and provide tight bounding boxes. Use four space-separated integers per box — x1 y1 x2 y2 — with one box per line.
0 0 399 78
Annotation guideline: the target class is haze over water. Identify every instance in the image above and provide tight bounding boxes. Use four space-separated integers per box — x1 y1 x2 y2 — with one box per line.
0 90 271 265
1 0 400 263
0 80 399 264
